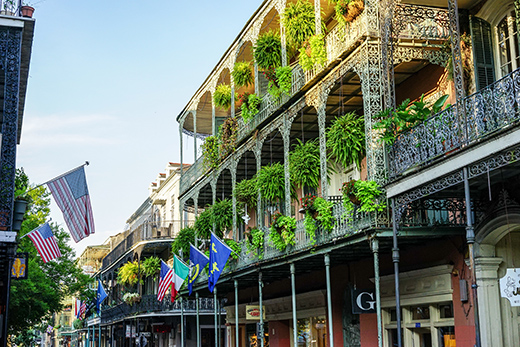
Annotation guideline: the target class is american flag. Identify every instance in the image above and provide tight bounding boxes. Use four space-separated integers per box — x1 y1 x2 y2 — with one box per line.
26 223 62 263
74 298 81 317
157 260 173 302
47 166 94 243
77 301 86 319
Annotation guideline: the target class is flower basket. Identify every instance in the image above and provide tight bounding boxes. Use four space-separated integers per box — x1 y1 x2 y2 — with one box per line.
341 180 361 205
343 0 364 22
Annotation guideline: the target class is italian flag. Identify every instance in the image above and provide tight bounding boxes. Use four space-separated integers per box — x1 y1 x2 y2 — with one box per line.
171 255 190 302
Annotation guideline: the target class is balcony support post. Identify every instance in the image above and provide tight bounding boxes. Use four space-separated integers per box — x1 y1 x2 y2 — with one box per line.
463 167 482 347
231 79 235 118
230 161 238 239
196 292 200 347
98 323 101 347
86 325 89 347
281 115 291 214
212 103 216 136
234 280 239 347
516 0 520 50
180 117 185 174
255 138 265 227
324 254 334 347
290 263 297 347
371 238 383 347
181 297 185 347
259 272 264 347
379 0 395 110
317 105 328 198
314 0 322 36
391 198 402 347
211 180 217 232
254 62 260 96
193 111 197 161
214 287 218 347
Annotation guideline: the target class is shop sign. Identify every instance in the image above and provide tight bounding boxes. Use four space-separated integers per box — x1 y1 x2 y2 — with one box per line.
246 305 265 320
351 289 376 314
500 268 520 307
11 253 28 280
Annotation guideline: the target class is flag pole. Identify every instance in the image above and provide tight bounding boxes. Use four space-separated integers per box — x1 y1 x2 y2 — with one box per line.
19 221 50 239
20 161 90 197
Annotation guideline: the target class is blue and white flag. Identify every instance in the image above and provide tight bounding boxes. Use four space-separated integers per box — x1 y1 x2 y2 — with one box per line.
188 244 209 295
208 233 232 293
96 279 108 312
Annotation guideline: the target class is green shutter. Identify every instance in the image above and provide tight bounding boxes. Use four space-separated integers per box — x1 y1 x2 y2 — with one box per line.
470 16 495 90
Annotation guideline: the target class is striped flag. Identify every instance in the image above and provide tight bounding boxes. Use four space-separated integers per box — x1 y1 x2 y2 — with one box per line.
47 166 95 243
171 255 190 302
74 298 81 317
26 223 62 263
77 301 86 319
157 260 173 302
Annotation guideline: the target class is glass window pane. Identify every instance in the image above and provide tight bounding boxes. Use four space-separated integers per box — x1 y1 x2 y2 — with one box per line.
439 303 454 319
438 326 456 347
411 306 430 320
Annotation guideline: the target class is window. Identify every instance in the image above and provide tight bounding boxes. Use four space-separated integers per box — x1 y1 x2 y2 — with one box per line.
496 10 520 76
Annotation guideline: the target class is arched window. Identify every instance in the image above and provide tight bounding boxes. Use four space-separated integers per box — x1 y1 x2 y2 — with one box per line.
496 10 520 76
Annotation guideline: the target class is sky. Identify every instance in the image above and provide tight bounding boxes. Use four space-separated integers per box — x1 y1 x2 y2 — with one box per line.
16 0 264 257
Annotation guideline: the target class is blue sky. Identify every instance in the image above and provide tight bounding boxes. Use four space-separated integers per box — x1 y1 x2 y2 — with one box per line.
17 0 264 256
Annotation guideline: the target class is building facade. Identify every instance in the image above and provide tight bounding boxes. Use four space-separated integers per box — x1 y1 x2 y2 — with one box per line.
175 0 520 346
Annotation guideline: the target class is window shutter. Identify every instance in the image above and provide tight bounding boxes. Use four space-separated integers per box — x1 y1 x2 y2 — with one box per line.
470 16 495 90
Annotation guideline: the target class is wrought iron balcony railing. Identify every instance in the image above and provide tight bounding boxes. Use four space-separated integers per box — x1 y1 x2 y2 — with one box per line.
102 220 193 269
388 68 520 179
101 295 217 324
0 0 22 17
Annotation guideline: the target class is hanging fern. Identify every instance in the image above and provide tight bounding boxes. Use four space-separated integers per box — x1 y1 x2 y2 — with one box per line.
194 207 217 240
289 139 321 190
234 176 258 209
282 0 317 57
141 256 161 278
254 30 282 70
117 261 140 286
326 112 366 171
299 34 327 71
211 199 234 236
257 163 296 204
171 226 196 260
213 84 234 110
232 61 254 88
269 213 296 251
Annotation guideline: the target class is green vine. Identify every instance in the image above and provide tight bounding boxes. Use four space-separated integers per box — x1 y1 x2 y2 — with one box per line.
299 34 327 71
267 66 292 98
224 239 241 260
240 92 262 122
141 256 161 278
246 227 264 259
269 213 296 251
326 112 366 171
201 136 221 170
219 116 238 156
232 61 254 88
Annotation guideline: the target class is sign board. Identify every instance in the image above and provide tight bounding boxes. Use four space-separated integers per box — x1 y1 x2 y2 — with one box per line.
352 289 376 314
500 268 520 306
245 305 266 320
11 253 28 280
0 231 16 243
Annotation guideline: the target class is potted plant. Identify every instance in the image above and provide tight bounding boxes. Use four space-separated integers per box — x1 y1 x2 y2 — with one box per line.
289 139 321 191
326 112 366 171
213 84 236 111
218 116 238 156
257 163 296 205
301 195 335 244
122 292 141 306
245 227 265 259
341 180 386 212
232 61 254 88
299 35 327 72
172 226 196 259
282 0 317 57
265 66 292 98
141 256 161 278
331 0 365 25
194 207 216 240
117 261 140 286
21 2 35 18
239 92 262 122
234 176 258 210
201 135 221 170
253 30 282 71
269 212 296 251
1 0 15 15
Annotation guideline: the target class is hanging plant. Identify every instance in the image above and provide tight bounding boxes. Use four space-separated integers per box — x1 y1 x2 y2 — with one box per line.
302 196 334 245
341 180 386 212
219 116 238 156
201 135 221 170
234 176 258 209
171 226 196 260
240 92 262 122
195 207 219 240
326 112 366 171
313 197 335 232
257 163 296 204
254 30 282 70
211 199 235 236
213 84 234 110
269 213 296 251
289 139 321 190
224 239 241 260
299 34 327 71
141 256 161 278
282 0 317 57
331 0 365 26
246 227 265 259
266 66 293 98
232 61 254 88
373 94 449 146
117 261 140 286
122 292 141 306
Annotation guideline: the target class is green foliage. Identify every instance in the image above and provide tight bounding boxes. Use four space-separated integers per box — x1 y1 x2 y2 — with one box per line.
269 213 296 251
282 0 316 56
141 256 161 278
314 197 335 232
201 135 221 170
10 169 95 336
254 30 282 70
289 139 320 190
269 66 293 98
342 180 386 212
240 93 262 122
213 84 234 110
257 163 296 204
224 239 241 260
373 94 449 146
219 116 238 156
326 112 366 171
172 226 196 260
73 319 84 330
234 176 258 209
246 227 264 259
194 207 217 240
117 261 140 286
211 199 235 236
122 292 140 306
299 34 327 71
330 0 365 26
232 61 254 88
304 211 317 244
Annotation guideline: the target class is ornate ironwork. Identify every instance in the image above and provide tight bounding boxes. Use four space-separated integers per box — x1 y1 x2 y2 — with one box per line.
389 68 520 178
447 0 466 110
393 4 450 40
280 114 292 214
0 27 22 230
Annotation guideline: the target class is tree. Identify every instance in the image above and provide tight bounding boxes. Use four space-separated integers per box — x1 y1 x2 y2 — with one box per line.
9 169 95 340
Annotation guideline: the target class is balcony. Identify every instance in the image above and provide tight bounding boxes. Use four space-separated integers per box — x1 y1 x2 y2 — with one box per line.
0 0 30 17
388 68 520 180
101 295 218 324
179 3 450 197
102 220 191 269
